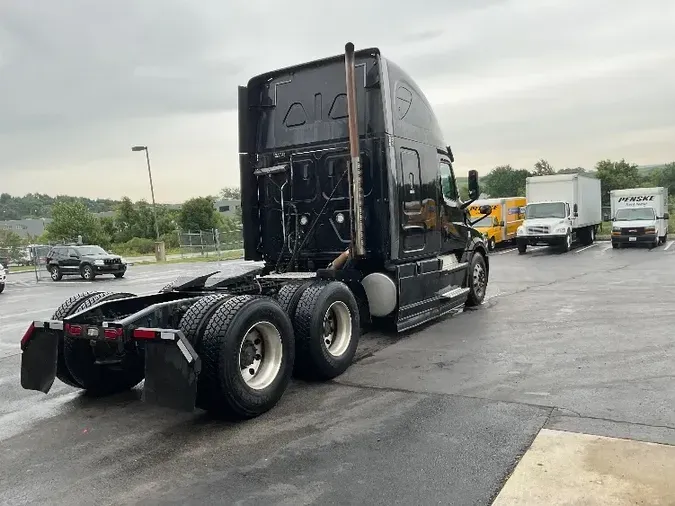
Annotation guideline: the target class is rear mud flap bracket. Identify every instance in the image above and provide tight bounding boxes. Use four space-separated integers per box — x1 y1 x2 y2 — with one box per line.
142 329 201 412
20 326 59 394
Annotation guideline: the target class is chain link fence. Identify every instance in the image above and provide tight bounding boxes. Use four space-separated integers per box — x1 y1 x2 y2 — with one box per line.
177 228 244 259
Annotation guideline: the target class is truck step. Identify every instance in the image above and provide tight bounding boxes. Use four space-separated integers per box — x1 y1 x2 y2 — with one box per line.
439 287 470 301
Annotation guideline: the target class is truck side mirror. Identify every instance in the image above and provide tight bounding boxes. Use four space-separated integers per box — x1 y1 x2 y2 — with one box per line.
664 212 670 220
468 170 479 200
479 204 492 215
573 203 578 217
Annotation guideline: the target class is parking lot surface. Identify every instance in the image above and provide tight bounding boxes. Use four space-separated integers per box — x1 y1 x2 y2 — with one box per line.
1 240 674 505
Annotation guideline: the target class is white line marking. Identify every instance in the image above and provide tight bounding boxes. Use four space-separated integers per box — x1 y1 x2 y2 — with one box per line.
600 244 612 253
0 308 53 321
665 241 674 251
575 244 598 254
496 248 517 255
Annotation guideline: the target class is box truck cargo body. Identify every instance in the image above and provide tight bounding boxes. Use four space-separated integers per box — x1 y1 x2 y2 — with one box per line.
517 173 601 253
468 197 526 250
610 187 669 248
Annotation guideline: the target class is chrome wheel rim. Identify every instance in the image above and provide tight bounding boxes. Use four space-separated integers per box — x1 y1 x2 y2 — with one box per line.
473 261 486 299
566 233 572 249
322 301 352 357
239 321 283 390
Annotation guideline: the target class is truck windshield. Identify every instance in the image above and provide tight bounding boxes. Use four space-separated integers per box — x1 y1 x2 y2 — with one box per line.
615 208 655 221
525 202 566 219
472 215 494 228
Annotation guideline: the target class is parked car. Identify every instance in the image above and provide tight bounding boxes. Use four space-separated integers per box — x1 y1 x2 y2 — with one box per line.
45 244 128 281
0 262 6 293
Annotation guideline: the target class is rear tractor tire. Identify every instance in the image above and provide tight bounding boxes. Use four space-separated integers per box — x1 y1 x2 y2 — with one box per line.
196 295 295 419
292 281 360 381
179 293 233 348
51 291 104 388
63 291 144 396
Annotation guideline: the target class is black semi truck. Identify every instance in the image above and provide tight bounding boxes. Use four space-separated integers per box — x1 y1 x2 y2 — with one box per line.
20 43 492 420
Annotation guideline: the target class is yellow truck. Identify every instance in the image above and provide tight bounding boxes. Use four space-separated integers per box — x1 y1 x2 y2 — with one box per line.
468 197 526 250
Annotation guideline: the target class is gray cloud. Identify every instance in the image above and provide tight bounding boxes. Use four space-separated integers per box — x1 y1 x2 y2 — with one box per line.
1 0 674 199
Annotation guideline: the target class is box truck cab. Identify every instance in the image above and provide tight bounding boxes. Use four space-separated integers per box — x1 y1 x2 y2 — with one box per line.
468 197 526 251
610 187 669 249
516 173 601 254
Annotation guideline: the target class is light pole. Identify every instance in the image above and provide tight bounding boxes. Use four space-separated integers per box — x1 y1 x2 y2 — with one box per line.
131 145 161 242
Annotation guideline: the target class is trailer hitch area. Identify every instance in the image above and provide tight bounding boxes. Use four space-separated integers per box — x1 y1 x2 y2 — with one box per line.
20 320 61 394
132 328 201 412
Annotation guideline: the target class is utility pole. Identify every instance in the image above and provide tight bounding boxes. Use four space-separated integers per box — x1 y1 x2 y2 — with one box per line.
131 145 160 241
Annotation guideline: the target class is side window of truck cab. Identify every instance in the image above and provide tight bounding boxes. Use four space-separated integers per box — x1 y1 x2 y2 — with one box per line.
439 161 458 201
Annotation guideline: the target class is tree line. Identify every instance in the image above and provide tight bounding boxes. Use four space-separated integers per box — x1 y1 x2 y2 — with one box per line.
474 159 675 206
0 187 243 259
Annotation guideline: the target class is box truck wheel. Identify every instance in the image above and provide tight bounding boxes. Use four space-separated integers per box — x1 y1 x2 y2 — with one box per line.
487 237 496 251
562 232 572 252
292 281 360 380
63 292 144 395
196 295 295 419
51 291 104 388
465 251 488 307
179 293 233 347
517 243 527 254
612 242 619 249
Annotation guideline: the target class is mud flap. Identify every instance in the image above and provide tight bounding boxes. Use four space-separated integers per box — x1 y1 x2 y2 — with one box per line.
21 327 59 393
142 330 201 412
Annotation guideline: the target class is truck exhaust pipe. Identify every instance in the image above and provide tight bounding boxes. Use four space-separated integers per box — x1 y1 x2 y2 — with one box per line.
344 42 366 257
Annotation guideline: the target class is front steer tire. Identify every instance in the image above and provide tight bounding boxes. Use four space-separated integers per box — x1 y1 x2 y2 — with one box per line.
63 291 144 396
292 281 360 381
196 295 295 420
465 251 488 307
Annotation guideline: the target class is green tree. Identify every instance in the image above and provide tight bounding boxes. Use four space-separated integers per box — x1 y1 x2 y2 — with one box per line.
557 167 587 174
219 187 241 200
178 197 221 231
594 159 644 205
45 201 106 245
649 162 675 196
482 165 531 198
533 159 555 176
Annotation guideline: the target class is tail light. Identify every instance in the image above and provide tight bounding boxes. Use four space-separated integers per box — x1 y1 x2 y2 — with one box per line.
64 324 82 336
104 327 123 339
133 329 157 340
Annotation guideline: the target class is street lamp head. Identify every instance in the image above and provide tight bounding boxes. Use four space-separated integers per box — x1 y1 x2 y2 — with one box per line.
131 146 147 152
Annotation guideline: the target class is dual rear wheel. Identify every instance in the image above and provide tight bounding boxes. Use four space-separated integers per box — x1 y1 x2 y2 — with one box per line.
178 280 360 419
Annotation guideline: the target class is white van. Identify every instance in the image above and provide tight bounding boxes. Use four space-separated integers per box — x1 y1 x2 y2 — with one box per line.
610 187 669 248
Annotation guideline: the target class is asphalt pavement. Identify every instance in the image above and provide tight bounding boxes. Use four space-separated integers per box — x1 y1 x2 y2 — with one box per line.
1 240 674 505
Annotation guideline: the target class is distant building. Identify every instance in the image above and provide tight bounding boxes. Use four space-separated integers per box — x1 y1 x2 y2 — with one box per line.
0 218 52 238
214 199 241 219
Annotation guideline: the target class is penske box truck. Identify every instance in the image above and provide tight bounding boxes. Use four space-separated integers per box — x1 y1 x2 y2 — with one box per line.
516 173 601 254
468 197 526 251
610 187 669 249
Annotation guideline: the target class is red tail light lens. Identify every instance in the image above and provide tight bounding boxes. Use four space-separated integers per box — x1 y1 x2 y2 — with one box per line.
133 329 156 340
103 327 123 339
64 324 82 336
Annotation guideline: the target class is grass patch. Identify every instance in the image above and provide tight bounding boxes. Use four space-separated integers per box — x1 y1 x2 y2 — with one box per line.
6 265 36 274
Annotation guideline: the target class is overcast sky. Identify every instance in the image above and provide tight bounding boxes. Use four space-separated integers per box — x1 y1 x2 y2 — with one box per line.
1 0 674 202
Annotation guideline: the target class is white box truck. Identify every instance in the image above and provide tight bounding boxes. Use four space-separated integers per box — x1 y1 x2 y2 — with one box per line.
516 173 602 254
610 187 669 249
